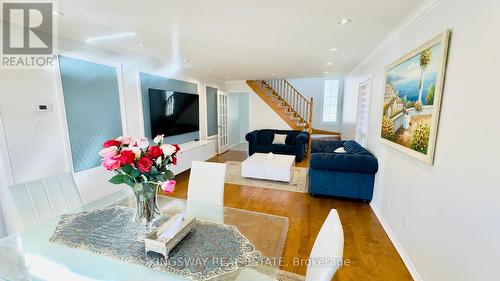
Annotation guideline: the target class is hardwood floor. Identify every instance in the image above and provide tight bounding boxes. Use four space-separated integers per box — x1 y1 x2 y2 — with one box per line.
162 150 413 281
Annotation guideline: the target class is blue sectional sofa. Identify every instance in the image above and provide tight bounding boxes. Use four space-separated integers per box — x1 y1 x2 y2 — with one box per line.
309 140 378 202
245 129 309 162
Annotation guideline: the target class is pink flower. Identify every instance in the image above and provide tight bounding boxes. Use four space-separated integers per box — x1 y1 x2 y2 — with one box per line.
102 157 121 171
136 137 149 149
119 136 133 145
98 146 118 158
161 180 176 193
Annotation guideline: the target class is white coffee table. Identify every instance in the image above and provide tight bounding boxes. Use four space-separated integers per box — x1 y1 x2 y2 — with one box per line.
241 153 295 182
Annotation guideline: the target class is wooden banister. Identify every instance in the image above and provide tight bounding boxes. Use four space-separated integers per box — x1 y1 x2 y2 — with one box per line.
259 79 314 132
247 80 341 154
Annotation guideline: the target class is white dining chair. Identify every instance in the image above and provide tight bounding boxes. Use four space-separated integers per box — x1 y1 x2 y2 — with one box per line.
187 161 227 206
185 161 226 223
235 209 344 281
8 172 83 232
305 209 344 281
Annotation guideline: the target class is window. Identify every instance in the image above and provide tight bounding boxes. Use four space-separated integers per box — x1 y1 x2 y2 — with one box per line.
165 91 175 117
322 79 340 122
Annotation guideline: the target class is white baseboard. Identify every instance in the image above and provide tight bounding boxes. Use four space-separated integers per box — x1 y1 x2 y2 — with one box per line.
370 203 424 281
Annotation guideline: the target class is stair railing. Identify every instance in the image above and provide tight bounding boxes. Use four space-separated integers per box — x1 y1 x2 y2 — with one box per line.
261 79 313 130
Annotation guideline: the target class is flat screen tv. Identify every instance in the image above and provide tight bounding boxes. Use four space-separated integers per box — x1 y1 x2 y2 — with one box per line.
149 89 199 139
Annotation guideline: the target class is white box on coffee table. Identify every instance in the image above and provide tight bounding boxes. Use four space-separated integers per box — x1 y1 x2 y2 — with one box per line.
241 153 295 182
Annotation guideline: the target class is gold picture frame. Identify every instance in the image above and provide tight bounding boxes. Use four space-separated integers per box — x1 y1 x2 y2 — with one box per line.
380 30 451 165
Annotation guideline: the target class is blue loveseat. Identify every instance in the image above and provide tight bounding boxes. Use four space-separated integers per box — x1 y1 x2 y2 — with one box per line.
245 129 309 162
309 140 378 202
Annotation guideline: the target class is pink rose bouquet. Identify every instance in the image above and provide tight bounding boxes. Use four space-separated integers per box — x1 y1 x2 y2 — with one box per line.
98 135 180 223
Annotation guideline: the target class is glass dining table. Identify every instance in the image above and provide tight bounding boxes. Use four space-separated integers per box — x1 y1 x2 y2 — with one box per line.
0 191 288 281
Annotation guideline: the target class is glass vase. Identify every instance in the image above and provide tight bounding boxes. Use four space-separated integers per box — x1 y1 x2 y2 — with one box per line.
133 183 160 228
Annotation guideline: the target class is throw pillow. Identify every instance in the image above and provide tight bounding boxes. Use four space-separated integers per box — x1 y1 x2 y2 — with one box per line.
272 134 288 145
334 147 346 153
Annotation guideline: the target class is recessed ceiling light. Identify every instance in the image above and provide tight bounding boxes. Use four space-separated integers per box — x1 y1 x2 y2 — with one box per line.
338 18 351 25
329 48 339 52
138 43 145 47
85 32 137 43
52 10 64 16
225 75 230 79
182 59 189 63
208 69 213 72
323 71 329 74
325 62 332 66
271 73 276 76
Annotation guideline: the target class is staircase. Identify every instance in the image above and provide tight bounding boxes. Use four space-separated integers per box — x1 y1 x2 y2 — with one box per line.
246 79 341 150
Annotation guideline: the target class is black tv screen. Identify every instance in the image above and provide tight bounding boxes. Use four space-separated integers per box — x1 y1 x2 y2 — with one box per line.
149 89 199 138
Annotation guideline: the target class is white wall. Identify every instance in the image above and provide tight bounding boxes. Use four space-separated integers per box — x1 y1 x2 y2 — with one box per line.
287 77 344 133
0 68 70 183
0 36 224 234
224 80 252 92
225 80 291 132
0 126 8 237
249 92 291 131
0 113 12 237
343 0 500 280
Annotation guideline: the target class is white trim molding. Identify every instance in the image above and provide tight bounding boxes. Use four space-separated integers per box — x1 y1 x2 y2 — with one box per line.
370 203 424 281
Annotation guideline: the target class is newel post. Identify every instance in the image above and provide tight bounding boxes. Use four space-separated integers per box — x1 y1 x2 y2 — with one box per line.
308 97 314 155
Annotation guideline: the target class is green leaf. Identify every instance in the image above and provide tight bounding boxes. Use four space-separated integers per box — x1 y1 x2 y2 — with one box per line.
131 169 141 178
125 178 135 188
109 175 125 185
121 164 133 175
150 166 158 176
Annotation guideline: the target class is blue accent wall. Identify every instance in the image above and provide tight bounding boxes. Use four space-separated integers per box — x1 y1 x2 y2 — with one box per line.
139 73 198 142
59 56 123 172
206 86 218 137
239 92 250 142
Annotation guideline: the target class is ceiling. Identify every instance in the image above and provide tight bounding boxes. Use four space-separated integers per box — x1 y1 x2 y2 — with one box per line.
54 0 423 80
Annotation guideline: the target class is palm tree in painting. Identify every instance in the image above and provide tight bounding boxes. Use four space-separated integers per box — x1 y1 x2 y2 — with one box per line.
417 49 432 103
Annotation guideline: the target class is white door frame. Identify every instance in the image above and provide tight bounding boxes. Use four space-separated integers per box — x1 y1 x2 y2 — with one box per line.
355 76 373 147
217 91 230 154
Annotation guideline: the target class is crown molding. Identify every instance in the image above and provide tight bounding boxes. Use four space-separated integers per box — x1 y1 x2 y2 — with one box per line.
349 0 445 76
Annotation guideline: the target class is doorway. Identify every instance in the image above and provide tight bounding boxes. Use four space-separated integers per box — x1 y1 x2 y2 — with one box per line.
227 92 250 152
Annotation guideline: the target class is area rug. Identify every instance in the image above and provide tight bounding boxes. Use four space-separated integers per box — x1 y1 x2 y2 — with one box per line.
49 206 266 281
224 161 308 193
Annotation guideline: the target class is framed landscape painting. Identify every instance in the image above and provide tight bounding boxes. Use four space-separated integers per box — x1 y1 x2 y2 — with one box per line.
380 30 450 165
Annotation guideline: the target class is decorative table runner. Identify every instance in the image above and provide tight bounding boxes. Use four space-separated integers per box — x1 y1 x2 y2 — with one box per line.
50 206 266 281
